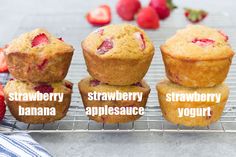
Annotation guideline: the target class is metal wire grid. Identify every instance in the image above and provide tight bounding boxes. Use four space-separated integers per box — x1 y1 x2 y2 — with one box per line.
0 12 236 133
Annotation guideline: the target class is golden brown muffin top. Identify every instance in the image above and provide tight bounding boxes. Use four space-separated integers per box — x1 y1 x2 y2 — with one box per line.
5 28 74 55
82 24 155 59
79 76 150 93
161 25 234 60
4 79 73 94
157 79 229 101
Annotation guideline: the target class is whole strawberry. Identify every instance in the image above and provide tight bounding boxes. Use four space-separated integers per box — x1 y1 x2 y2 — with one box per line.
136 7 160 29
0 84 6 121
184 8 208 23
0 48 8 73
149 0 177 20
116 0 141 21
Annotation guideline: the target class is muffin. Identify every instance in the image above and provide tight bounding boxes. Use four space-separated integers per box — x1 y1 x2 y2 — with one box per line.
4 79 73 124
78 76 150 124
156 79 229 127
160 25 234 87
82 24 155 86
5 28 74 83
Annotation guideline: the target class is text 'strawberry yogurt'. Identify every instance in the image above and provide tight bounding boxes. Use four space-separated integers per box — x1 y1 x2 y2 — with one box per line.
156 79 229 127
82 24 155 86
160 25 234 87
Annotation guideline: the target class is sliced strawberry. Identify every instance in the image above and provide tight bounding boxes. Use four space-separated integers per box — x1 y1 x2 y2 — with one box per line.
58 37 64 42
32 33 49 47
0 84 6 121
37 59 48 70
0 83 4 96
0 95 6 121
116 0 141 21
97 39 113 54
132 82 143 87
218 30 229 41
0 48 8 73
90 79 100 87
192 38 215 47
64 81 73 89
134 32 146 50
86 5 111 26
34 84 54 93
184 8 208 23
136 7 160 29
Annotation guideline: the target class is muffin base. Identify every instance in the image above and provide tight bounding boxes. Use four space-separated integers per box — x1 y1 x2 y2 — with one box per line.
82 47 154 86
157 80 229 127
7 51 73 83
78 77 151 124
161 46 233 87
5 94 71 124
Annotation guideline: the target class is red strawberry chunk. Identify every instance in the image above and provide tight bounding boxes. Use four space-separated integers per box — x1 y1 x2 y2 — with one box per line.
58 37 64 42
132 82 143 87
192 38 215 47
0 95 6 121
65 81 73 89
86 5 111 26
218 30 229 41
134 32 146 50
37 59 48 70
184 8 208 23
0 48 8 73
90 79 100 87
94 28 104 35
0 84 6 121
97 39 113 54
32 33 49 47
34 84 54 93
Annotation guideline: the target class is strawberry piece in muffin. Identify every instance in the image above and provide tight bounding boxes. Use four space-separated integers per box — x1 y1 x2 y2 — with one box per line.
97 39 113 54
192 38 215 47
32 33 49 47
90 79 101 87
0 84 6 121
34 84 54 93
86 5 111 26
134 32 146 50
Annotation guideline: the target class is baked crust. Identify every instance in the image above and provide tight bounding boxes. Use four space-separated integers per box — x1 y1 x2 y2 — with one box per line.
82 24 154 85
6 51 73 83
4 80 72 124
82 47 153 85
78 76 151 124
161 47 233 87
5 28 74 83
156 79 229 127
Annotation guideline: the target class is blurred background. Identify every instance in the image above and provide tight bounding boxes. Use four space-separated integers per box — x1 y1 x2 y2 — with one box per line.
0 0 235 44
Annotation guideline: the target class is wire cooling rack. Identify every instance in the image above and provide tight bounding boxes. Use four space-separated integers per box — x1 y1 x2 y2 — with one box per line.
0 12 236 133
